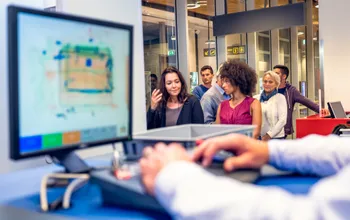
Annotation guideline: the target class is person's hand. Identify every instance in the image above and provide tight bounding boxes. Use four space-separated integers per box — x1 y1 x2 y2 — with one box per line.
192 134 269 172
261 134 271 141
151 89 162 110
321 108 329 115
139 143 190 195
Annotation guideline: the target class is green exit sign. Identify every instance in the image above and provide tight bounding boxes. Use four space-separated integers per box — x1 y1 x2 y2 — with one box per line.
168 50 176 56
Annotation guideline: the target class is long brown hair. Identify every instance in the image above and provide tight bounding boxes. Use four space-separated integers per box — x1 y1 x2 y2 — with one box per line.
158 66 190 109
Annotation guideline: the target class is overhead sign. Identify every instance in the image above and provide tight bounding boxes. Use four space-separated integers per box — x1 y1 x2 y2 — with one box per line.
227 45 246 55
204 48 216 57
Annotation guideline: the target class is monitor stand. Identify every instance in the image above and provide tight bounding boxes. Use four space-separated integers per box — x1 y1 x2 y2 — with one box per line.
52 151 91 173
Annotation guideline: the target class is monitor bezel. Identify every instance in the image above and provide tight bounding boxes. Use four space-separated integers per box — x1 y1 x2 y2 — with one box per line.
327 101 347 119
8 5 133 160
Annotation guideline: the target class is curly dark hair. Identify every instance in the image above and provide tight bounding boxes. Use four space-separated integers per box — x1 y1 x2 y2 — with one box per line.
159 66 190 109
220 60 257 96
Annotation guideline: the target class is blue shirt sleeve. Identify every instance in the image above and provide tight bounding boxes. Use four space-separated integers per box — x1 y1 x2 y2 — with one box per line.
200 95 216 124
268 135 350 176
192 86 202 101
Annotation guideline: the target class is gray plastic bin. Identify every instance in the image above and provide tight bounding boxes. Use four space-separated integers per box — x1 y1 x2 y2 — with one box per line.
123 124 255 160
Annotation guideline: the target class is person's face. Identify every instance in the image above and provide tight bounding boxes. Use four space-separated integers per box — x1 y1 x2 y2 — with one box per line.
273 68 286 83
150 76 157 90
201 69 214 85
216 75 223 87
221 77 235 94
165 72 182 97
263 74 277 93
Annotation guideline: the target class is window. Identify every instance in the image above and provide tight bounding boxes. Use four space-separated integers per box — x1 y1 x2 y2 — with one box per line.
226 0 246 13
187 0 217 91
142 0 177 109
279 28 291 72
257 31 271 93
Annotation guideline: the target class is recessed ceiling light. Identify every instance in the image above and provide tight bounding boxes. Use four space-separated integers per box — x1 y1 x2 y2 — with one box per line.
197 0 207 5
187 4 200 9
187 0 201 9
205 39 216 45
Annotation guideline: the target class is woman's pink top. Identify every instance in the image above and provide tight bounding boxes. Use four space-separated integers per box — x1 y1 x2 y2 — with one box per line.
220 97 255 125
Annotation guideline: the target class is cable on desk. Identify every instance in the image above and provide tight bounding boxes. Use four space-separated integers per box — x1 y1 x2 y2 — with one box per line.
40 173 90 212
63 177 89 209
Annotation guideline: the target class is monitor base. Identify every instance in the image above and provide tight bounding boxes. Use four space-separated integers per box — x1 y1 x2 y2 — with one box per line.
52 151 91 173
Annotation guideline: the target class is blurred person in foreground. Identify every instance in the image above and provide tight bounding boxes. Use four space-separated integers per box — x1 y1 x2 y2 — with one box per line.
140 134 350 219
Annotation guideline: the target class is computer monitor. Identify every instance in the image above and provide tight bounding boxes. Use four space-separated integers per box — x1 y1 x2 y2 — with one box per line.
8 6 133 172
327 101 347 118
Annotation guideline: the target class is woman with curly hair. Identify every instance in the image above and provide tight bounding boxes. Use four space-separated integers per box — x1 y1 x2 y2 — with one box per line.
147 66 204 129
215 60 261 139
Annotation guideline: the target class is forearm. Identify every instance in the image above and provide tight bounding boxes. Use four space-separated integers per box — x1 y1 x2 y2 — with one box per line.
267 97 287 138
201 102 215 124
192 101 204 124
204 114 215 124
147 109 159 129
267 119 285 138
192 89 201 101
253 128 260 139
154 161 320 220
204 107 215 124
268 135 350 176
147 110 154 129
267 117 286 138
297 95 319 113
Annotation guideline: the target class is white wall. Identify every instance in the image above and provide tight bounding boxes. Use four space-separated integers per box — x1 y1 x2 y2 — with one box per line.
0 0 47 174
43 0 55 8
319 0 350 110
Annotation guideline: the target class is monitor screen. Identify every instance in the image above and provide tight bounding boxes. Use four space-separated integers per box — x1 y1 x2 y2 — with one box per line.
328 101 347 118
8 6 133 159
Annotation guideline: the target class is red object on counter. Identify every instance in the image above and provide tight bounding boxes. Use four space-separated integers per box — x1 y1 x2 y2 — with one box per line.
114 169 132 180
296 113 350 138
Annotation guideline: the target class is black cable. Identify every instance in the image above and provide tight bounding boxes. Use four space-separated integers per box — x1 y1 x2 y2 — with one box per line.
47 179 88 211
45 155 54 164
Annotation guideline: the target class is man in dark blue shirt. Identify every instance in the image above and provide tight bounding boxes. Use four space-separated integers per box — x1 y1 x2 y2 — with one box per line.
192 65 214 101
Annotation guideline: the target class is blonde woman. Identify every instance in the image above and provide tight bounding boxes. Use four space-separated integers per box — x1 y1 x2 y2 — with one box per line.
254 71 287 141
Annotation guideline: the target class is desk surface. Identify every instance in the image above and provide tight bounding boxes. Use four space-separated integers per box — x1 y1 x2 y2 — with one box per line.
0 160 321 220
0 205 74 220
